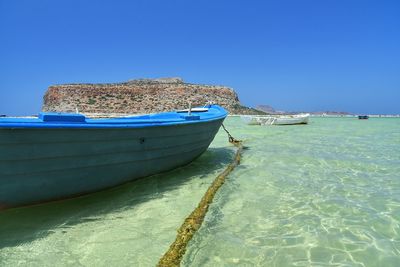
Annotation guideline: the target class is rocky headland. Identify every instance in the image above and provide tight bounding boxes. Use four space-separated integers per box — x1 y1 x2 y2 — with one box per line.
42 77 264 116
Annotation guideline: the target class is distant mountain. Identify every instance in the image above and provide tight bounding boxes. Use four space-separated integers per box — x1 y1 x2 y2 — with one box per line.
255 104 351 115
308 111 352 115
255 105 274 113
255 105 284 114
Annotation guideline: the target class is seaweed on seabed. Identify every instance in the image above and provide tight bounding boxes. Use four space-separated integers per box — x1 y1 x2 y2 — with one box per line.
157 139 243 267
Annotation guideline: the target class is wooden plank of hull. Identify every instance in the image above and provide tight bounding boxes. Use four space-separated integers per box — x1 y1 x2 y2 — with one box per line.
0 130 215 162
0 118 223 209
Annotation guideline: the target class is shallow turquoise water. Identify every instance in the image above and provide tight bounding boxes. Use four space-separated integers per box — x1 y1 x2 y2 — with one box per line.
1 117 399 266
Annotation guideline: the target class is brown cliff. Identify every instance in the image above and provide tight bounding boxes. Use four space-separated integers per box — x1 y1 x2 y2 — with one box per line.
42 77 264 116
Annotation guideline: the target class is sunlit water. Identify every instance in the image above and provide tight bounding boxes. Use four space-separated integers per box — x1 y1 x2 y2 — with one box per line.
1 117 399 266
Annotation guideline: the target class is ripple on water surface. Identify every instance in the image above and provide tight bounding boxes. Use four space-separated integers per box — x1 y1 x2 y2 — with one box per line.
1 117 400 266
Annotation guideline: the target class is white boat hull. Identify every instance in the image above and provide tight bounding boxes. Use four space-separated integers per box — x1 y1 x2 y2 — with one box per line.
241 114 309 125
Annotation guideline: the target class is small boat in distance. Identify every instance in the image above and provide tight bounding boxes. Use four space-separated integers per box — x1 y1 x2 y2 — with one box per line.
358 115 369 120
0 105 227 210
241 113 309 126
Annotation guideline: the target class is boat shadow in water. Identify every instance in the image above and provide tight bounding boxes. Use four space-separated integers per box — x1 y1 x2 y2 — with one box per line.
0 147 235 249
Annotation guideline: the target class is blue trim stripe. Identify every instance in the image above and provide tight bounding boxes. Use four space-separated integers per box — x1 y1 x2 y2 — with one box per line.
0 105 228 129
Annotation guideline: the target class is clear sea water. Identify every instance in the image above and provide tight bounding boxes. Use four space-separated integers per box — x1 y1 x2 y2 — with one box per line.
1 117 399 266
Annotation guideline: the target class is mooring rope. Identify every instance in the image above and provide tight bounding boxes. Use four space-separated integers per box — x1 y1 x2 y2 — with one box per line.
221 123 241 144
157 123 242 267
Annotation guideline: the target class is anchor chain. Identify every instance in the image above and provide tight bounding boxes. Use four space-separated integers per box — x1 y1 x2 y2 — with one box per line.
157 122 243 266
221 123 241 145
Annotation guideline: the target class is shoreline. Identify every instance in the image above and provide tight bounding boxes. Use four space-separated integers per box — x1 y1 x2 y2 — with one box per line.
2 113 400 119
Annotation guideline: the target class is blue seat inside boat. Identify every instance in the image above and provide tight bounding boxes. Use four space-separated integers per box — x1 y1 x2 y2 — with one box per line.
39 113 86 123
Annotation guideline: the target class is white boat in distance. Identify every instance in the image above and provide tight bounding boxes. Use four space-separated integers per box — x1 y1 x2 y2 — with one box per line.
241 114 310 125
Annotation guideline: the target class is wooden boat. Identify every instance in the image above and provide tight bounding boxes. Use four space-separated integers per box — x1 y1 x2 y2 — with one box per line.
358 115 369 120
241 113 309 125
0 105 227 209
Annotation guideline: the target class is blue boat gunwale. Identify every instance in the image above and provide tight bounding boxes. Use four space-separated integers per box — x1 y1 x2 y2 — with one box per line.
0 105 227 129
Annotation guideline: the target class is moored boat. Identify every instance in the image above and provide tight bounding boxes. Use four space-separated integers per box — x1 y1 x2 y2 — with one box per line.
358 115 369 120
241 113 309 125
0 105 227 209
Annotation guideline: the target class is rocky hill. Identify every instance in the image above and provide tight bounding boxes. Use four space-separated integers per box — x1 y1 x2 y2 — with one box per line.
42 77 264 116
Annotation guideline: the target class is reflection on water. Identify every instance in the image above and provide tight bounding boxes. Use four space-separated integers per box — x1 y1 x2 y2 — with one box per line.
1 117 400 266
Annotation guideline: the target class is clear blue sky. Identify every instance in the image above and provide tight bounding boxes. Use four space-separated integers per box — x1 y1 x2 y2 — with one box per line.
1 0 399 115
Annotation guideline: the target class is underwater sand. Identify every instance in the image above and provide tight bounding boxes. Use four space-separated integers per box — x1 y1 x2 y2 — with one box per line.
1 117 399 266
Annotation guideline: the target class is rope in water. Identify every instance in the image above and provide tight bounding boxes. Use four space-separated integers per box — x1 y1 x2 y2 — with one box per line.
221 123 241 144
157 123 242 267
